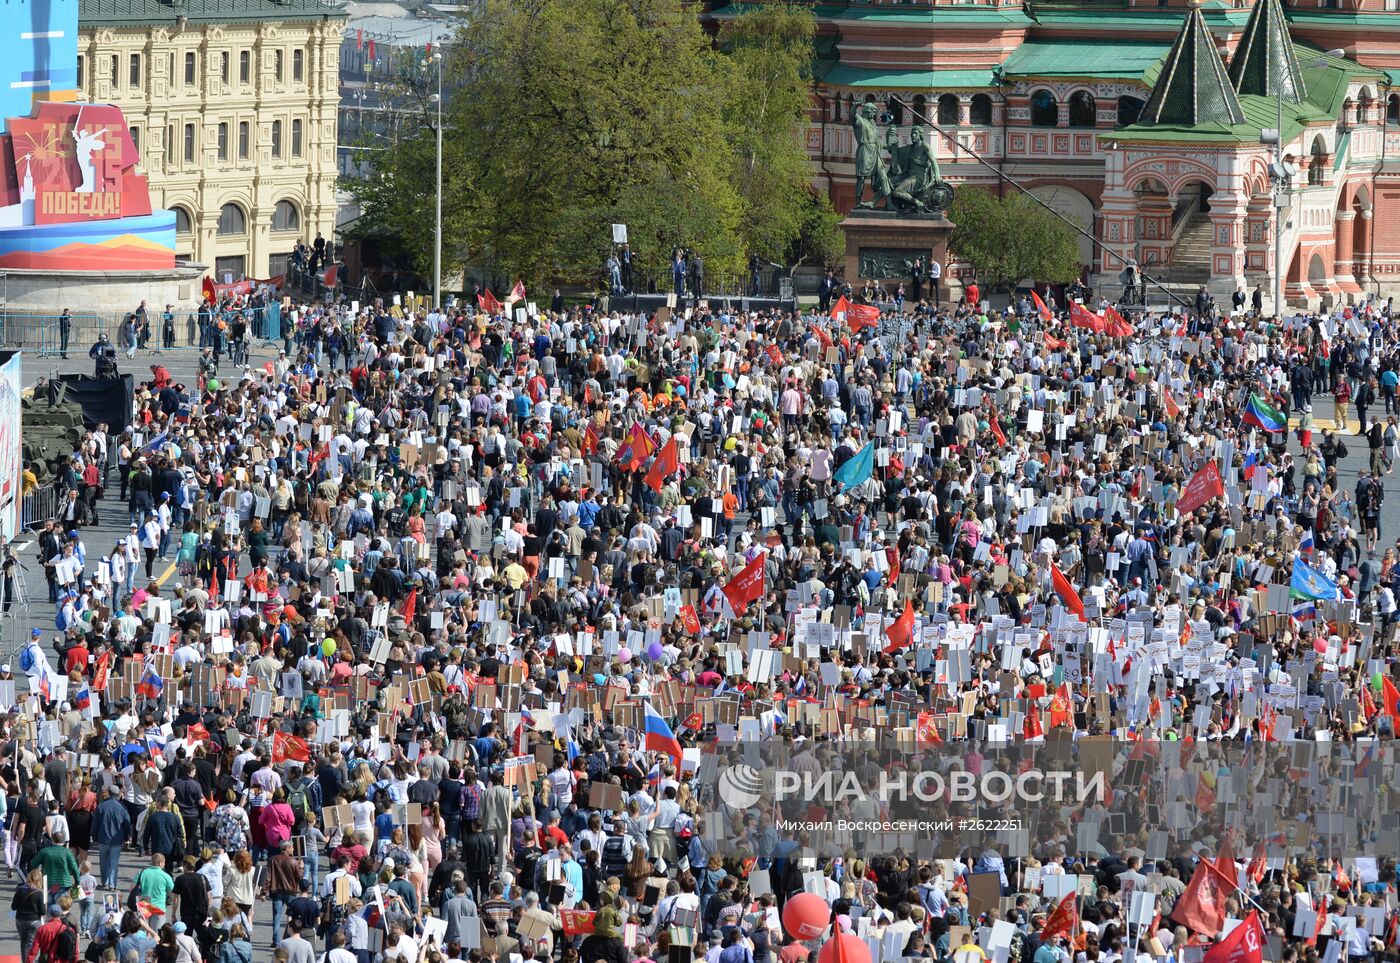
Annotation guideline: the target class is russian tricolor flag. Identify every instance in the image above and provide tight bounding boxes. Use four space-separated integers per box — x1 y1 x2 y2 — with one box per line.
136 664 164 699
643 703 683 763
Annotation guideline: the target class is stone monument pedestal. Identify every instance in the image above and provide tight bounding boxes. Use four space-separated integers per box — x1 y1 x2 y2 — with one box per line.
840 210 956 293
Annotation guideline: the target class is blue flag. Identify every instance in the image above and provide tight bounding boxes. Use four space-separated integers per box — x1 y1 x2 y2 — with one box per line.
1291 557 1339 601
833 441 874 490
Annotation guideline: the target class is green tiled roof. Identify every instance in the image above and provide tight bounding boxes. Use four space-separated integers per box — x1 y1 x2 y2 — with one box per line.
820 64 996 89
710 2 1033 25
1000 39 1169 82
1138 6 1245 127
1285 9 1400 27
1229 0 1306 102
80 0 344 25
1028 6 1253 31
1111 43 1373 143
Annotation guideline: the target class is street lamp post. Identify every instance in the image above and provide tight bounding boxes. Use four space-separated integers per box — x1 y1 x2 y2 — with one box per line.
432 50 443 311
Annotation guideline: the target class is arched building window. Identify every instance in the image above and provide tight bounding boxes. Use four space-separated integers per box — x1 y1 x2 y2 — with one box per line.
217 203 246 235
1030 89 1058 127
938 94 959 125
1116 95 1145 127
1068 91 1096 127
969 94 993 125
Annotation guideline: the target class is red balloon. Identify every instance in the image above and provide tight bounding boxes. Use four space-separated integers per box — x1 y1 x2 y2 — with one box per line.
818 934 871 963
782 892 830 941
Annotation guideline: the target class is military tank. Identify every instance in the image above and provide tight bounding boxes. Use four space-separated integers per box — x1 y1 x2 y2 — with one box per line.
22 382 85 486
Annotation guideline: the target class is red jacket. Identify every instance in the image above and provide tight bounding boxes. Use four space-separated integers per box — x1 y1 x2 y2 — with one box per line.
27 917 76 963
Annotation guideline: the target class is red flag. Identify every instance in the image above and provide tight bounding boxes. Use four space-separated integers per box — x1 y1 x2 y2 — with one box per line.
1103 303 1134 337
679 604 701 635
1177 460 1225 516
883 599 915 653
765 344 784 367
1051 563 1085 621
989 414 1007 448
92 650 112 692
808 322 834 351
187 722 211 746
1049 682 1073 728
1044 333 1068 350
202 276 217 302
507 279 527 306
1163 389 1181 420
356 28 363 49
721 553 767 616
424 41 432 57
846 302 880 332
617 423 656 472
1172 860 1228 937
1362 682 1379 721
1069 302 1104 333
1247 843 1268 885
560 909 596 936
323 263 339 288
272 731 311 765
367 39 376 61
1031 290 1054 322
1203 911 1264 963
1041 893 1078 942
402 588 417 624
1024 702 1044 739
829 294 851 320
1210 836 1238 890
1384 676 1400 719
209 565 220 601
582 421 601 456
644 437 679 493
477 288 504 314
916 711 943 745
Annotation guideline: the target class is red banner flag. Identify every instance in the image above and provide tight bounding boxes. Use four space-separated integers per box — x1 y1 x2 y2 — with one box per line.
1202 911 1264 963
1383 676 1400 719
402 588 417 624
92 650 112 692
721 553 767 616
846 302 880 332
1049 682 1073 728
1051 563 1085 621
1102 303 1135 338
644 437 679 493
989 414 1007 448
561 909 597 936
916 711 943 745
1163 389 1181 420
1069 302 1104 333
1031 290 1054 322
883 599 915 653
1172 860 1228 937
1176 460 1224 516
679 604 701 635
829 294 851 320
1041 893 1079 942
477 288 504 314
617 423 656 472
808 322 834 351
187 722 211 746
507 279 527 306
272 731 312 765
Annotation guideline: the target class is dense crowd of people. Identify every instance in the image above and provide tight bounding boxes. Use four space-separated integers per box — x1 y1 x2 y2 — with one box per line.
8 281 1400 963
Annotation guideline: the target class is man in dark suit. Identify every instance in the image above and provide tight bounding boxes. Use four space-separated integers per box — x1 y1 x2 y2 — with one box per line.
910 257 924 302
818 270 837 313
619 244 634 294
689 252 704 305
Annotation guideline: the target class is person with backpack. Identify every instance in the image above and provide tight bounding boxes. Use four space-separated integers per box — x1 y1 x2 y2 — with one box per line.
25 897 78 963
13 867 46 963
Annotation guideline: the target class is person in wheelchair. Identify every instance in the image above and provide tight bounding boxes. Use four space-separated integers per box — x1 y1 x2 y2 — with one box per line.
89 333 118 378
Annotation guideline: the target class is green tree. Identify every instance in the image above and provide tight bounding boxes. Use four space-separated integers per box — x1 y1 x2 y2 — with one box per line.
948 187 1082 290
719 4 840 270
347 0 837 289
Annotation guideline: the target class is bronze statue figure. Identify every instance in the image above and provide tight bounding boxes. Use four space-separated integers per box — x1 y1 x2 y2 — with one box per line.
849 109 954 215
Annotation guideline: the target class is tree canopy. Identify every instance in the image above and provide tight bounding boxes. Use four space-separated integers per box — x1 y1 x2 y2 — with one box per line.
948 187 1083 290
348 0 840 290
